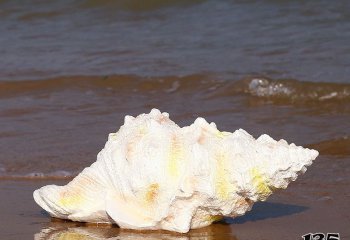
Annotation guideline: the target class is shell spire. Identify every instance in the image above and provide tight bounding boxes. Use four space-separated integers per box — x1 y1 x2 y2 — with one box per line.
33 108 318 233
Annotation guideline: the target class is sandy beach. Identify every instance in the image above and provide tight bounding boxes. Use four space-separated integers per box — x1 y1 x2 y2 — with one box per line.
2 153 349 240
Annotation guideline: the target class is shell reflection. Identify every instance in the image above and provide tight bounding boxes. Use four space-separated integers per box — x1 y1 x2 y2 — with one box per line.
34 223 238 240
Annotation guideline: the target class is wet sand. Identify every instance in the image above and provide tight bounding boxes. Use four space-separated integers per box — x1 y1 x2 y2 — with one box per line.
2 154 349 240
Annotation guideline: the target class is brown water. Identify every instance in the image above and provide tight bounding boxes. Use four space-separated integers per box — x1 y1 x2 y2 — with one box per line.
0 75 349 178
0 0 349 239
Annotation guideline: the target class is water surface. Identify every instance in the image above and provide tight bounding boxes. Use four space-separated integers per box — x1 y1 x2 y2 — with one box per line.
0 1 349 239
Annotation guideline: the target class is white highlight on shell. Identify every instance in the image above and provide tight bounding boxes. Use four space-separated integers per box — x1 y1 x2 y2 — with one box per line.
33 109 319 233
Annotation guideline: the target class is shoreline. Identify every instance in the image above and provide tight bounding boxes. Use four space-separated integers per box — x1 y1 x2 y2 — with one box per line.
1 162 349 240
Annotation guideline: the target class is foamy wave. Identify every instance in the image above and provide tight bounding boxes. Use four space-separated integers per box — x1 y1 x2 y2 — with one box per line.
1 74 350 107
245 77 350 102
0 170 76 180
248 78 294 97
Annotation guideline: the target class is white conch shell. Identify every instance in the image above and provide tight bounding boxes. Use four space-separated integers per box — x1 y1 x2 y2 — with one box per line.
33 109 318 233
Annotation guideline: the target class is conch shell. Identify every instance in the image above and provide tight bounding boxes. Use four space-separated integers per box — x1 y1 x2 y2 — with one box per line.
33 109 318 233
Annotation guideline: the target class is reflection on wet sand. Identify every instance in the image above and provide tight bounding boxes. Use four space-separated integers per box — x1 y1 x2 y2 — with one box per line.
34 222 238 240
34 201 308 240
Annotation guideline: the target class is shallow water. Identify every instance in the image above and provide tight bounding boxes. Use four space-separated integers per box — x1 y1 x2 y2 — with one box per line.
0 0 350 82
0 75 349 178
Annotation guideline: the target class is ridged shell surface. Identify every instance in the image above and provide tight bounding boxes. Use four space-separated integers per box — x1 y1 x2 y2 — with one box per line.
33 109 318 233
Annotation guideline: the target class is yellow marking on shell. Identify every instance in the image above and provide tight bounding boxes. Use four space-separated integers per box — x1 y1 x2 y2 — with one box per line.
145 183 159 203
138 125 147 135
59 192 82 208
110 192 154 223
204 215 223 223
216 131 231 138
214 150 231 200
58 175 98 208
109 133 118 140
250 167 272 196
168 135 183 177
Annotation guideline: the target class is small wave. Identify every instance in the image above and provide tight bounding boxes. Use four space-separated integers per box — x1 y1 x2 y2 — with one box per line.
80 0 206 12
246 78 350 102
248 78 294 97
0 170 76 180
307 137 350 157
210 76 350 107
0 74 212 98
1 75 350 107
